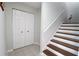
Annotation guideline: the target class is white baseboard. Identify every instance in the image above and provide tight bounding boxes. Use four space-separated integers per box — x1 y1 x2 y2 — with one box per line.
8 49 13 53
33 42 40 46
8 43 40 53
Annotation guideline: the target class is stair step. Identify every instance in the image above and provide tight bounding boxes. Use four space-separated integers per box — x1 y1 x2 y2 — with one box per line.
47 44 77 56
47 47 64 56
54 35 79 43
41 52 46 56
53 37 79 47
59 28 79 31
56 31 79 36
50 41 77 55
43 49 57 56
57 30 79 35
55 33 79 40
61 24 79 27
51 39 78 51
63 22 79 24
63 23 79 25
61 25 79 27
59 27 79 31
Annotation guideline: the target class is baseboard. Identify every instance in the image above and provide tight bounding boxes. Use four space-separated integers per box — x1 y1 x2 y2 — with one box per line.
8 43 40 52
8 49 13 53
33 42 40 46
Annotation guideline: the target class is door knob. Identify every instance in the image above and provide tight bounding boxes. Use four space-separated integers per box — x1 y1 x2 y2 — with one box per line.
27 30 29 32
21 31 23 33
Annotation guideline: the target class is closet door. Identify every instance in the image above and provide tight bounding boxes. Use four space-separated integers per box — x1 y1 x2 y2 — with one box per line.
24 12 34 46
13 9 34 49
13 9 25 49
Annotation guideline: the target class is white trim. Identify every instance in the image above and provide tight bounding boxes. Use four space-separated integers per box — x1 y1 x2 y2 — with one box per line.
8 49 13 53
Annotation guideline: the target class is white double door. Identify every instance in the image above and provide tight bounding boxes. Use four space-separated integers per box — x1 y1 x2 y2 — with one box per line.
13 9 34 49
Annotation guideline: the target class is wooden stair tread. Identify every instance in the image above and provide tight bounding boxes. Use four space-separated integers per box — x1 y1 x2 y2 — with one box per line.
63 23 79 24
61 25 79 27
47 44 77 56
59 28 79 31
51 39 78 51
56 31 79 36
54 35 79 43
43 49 57 56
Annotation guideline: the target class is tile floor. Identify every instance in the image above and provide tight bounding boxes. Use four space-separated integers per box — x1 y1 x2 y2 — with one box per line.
8 44 40 56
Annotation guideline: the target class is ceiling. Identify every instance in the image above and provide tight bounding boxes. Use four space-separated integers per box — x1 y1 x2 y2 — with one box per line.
23 2 41 9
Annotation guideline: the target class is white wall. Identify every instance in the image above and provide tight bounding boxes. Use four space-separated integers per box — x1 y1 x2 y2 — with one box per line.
0 7 6 55
66 2 79 23
34 9 41 45
4 2 41 51
41 2 67 53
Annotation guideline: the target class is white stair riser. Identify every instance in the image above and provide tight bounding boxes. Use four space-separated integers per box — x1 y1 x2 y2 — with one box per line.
60 27 79 30
57 30 79 34
55 33 79 40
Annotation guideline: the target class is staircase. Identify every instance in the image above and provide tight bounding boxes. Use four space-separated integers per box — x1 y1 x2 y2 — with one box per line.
43 23 79 56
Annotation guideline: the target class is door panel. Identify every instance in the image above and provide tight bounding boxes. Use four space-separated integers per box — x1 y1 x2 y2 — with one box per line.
24 13 34 46
13 10 25 49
